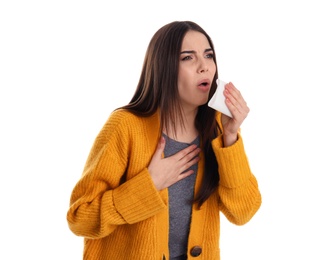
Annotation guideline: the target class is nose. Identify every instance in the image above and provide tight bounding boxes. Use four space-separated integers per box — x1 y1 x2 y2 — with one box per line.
198 59 208 73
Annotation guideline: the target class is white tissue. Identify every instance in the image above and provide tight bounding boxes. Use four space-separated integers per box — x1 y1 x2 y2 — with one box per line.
208 79 232 117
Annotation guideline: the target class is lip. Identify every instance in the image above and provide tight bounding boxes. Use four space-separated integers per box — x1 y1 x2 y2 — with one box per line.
197 78 211 92
197 78 211 86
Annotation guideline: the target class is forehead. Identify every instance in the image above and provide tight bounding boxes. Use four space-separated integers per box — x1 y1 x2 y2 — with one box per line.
181 30 210 50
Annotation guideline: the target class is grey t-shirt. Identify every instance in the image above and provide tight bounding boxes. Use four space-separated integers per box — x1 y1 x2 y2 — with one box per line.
162 134 200 259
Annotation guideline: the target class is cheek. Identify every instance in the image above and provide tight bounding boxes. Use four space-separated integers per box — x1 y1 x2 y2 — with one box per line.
177 69 188 88
177 75 191 94
178 66 192 83
177 82 185 98
211 63 217 76
178 66 186 78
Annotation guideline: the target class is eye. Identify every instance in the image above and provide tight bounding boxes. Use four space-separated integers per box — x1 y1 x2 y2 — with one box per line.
205 53 214 59
182 55 192 61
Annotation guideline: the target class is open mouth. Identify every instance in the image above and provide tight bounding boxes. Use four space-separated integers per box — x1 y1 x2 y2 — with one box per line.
198 79 211 87
197 81 211 93
197 78 211 87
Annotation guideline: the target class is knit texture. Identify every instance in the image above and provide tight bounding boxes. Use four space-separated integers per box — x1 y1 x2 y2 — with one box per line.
66 109 261 260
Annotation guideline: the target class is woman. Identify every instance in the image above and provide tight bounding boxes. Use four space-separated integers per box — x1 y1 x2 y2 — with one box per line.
67 20 261 260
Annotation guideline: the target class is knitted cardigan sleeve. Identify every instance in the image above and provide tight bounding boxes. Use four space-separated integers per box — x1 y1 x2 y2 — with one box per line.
66 110 166 239
212 133 262 225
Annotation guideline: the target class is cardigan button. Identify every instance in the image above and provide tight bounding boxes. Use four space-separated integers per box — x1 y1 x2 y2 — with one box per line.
190 246 202 257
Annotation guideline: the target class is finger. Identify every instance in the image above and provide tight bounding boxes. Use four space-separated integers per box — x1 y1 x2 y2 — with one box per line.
228 83 248 109
177 170 195 181
224 83 249 115
225 83 242 104
180 156 200 173
181 148 200 165
175 144 199 161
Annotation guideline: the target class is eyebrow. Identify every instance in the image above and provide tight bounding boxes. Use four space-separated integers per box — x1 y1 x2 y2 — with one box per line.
180 48 213 55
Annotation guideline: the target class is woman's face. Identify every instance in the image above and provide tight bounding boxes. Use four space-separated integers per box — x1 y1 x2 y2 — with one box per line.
178 30 216 111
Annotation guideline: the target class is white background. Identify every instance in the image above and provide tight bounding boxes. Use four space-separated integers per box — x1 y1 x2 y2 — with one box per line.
1 0 320 259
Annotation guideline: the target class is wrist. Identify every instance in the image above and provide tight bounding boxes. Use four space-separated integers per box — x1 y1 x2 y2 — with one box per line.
223 133 238 147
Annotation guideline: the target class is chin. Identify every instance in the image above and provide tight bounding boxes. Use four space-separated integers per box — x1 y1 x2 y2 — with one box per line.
200 98 209 106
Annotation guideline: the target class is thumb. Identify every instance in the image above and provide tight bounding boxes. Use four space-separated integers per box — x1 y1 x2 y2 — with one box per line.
154 136 166 158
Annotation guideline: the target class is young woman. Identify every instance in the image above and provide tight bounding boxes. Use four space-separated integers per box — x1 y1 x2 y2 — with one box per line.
67 20 262 260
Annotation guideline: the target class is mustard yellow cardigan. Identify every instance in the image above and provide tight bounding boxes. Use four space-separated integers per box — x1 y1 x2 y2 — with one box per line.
67 109 261 260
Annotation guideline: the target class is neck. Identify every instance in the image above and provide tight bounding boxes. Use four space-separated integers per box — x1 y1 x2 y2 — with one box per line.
163 108 199 143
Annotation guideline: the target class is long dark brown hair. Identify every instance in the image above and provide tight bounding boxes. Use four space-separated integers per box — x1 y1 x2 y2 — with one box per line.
119 21 220 208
